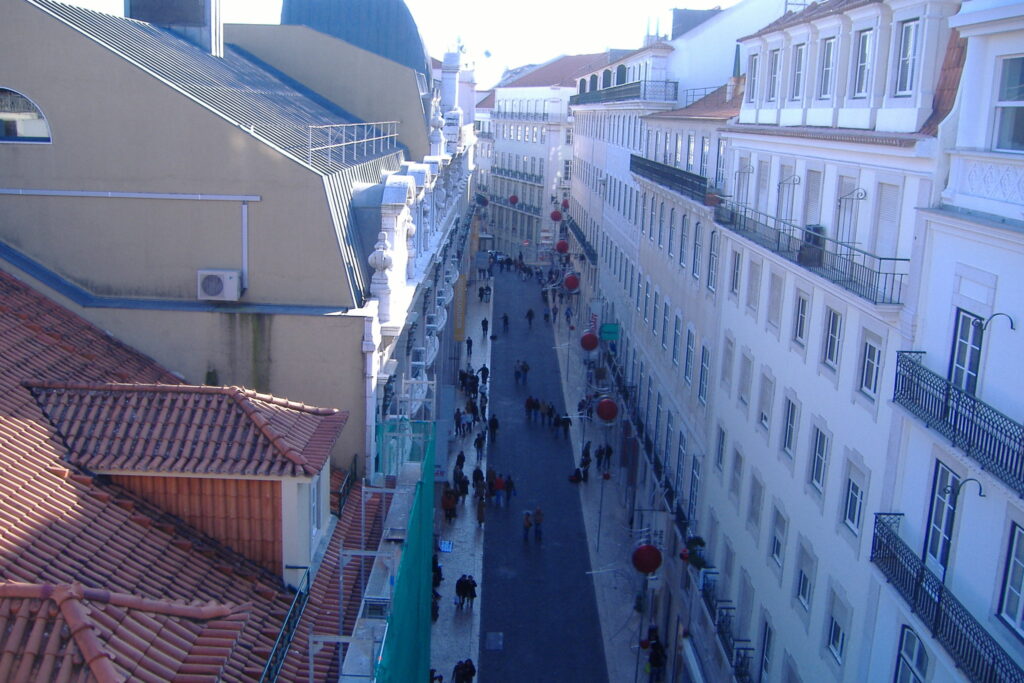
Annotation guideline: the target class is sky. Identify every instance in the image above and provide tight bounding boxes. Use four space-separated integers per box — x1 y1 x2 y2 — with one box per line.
64 0 736 89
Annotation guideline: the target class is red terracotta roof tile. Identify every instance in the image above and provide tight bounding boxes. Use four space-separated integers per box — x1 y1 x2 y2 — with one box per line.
501 52 615 88
27 382 348 477
742 0 882 41
646 78 745 121
919 29 966 136
0 271 296 680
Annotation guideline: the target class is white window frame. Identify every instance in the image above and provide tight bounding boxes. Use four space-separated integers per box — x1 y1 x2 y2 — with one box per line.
819 37 836 99
796 568 812 609
770 510 786 567
810 427 829 491
707 231 719 292
768 49 781 101
828 615 846 663
999 523 1024 638
782 398 798 455
684 330 696 384
748 53 760 103
791 43 806 100
843 477 864 533
730 250 742 295
793 292 809 345
823 307 843 369
692 222 703 279
895 19 920 96
672 315 682 366
995 55 1024 152
699 346 711 404
852 29 873 98
895 626 928 683
859 338 882 398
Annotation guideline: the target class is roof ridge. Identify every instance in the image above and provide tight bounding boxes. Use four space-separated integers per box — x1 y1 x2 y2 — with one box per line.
225 386 316 474
0 582 241 620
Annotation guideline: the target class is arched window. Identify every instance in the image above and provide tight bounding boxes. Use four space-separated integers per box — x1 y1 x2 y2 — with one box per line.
616 65 627 85
589 74 598 92
578 79 587 93
895 627 928 683
0 88 51 143
602 69 612 88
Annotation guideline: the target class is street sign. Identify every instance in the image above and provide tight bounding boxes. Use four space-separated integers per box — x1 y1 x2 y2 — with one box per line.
599 323 620 341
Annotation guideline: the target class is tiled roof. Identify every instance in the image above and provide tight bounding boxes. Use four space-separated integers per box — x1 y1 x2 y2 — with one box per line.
476 90 495 109
647 79 745 121
742 0 881 40
26 0 382 173
0 582 250 682
502 52 613 88
28 382 347 477
0 270 296 679
919 29 966 137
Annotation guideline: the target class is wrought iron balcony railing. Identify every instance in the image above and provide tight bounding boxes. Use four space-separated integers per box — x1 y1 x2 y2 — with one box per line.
570 80 679 106
260 566 311 682
491 110 549 121
871 514 1024 683
630 154 709 203
565 215 598 264
714 201 908 304
491 166 543 185
894 351 1024 497
488 194 541 216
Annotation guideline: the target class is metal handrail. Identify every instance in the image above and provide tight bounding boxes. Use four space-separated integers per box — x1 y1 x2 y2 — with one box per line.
260 567 312 682
491 110 550 121
570 80 679 106
871 513 1024 683
894 352 1024 497
713 200 908 304
630 154 708 202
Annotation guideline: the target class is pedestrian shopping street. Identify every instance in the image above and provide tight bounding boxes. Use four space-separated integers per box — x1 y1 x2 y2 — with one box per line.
431 262 655 683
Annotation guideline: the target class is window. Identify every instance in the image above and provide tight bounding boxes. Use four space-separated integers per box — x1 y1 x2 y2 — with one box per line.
652 291 660 336
563 159 572 181
819 37 836 99
791 43 806 100
925 461 959 576
649 199 657 242
843 477 864 533
770 509 787 566
895 20 920 95
707 231 719 291
688 457 701 521
715 138 727 187
679 215 689 268
686 134 695 171
730 450 744 497
767 273 783 328
793 292 809 345
730 250 742 295
657 202 665 246
699 137 710 178
747 54 759 103
782 398 798 455
859 339 882 397
748 477 764 529
1000 524 1024 638
667 207 675 256
715 427 726 471
644 281 650 323
823 307 843 368
760 622 774 682
828 615 846 663
758 374 775 428
699 346 710 404
565 127 572 144
0 89 51 143
746 260 762 312
996 56 1024 151
309 473 322 543
672 315 682 365
852 29 873 98
895 627 929 683
949 309 983 395
684 330 695 384
810 427 829 491
722 336 735 386
692 222 703 279
796 567 812 609
739 354 753 405
768 49 781 101
662 303 670 349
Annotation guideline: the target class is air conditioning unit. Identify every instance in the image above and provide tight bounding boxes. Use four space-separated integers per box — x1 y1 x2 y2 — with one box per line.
197 269 242 302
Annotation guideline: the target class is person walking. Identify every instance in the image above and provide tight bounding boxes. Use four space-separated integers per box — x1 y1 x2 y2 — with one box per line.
475 496 486 528
465 577 478 609
520 361 530 384
488 414 499 443
473 431 485 462
506 474 516 501
533 506 544 542
522 510 532 541
480 318 489 338
493 473 506 507
465 336 473 360
461 658 477 682
501 312 509 333
525 308 534 329
478 364 489 385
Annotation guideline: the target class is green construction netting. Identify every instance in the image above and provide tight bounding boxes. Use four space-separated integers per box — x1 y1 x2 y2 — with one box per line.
373 420 435 682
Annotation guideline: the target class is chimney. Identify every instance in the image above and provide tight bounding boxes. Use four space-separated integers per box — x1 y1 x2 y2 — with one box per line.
125 0 223 57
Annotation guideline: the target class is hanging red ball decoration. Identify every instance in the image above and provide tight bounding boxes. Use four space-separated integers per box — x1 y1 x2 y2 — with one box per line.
509 195 519 205
680 547 690 562
550 210 563 222
561 198 570 209
596 398 618 422
580 332 599 351
555 240 569 254
563 273 580 291
632 544 663 574
640 639 650 650
602 471 611 480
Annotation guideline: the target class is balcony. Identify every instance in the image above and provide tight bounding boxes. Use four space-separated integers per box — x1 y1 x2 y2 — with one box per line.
630 154 709 203
894 352 1024 497
714 201 908 305
871 514 1024 683
699 575 754 683
491 166 543 185
569 80 679 106
491 110 549 121
488 194 540 217
565 215 598 264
